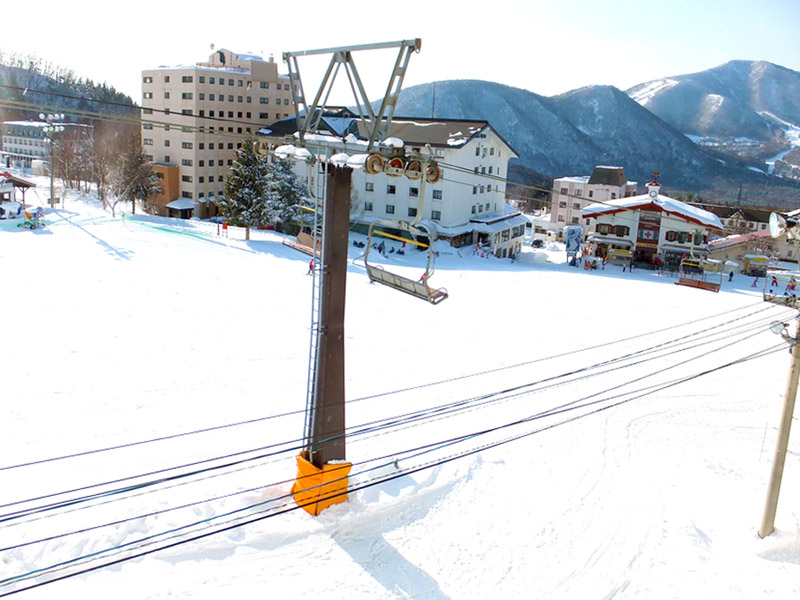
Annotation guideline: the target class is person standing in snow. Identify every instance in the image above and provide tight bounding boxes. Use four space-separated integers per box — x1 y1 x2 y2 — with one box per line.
307 258 314 275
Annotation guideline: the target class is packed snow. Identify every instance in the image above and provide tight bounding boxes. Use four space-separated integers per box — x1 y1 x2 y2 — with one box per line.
1 174 800 599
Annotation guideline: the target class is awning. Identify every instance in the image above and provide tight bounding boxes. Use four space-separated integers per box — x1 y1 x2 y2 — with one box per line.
166 199 196 210
660 244 708 254
587 235 633 247
470 214 528 234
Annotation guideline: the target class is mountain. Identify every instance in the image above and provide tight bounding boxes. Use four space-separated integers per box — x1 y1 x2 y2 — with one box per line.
0 63 137 125
393 79 600 177
392 80 754 189
627 60 800 143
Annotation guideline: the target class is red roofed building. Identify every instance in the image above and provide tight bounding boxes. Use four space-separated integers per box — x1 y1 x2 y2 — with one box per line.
581 179 724 269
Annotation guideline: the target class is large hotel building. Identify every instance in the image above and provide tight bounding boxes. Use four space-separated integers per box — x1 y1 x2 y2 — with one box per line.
141 48 295 218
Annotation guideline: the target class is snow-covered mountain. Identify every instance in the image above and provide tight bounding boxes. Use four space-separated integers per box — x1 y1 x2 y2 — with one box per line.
627 60 800 143
392 80 749 189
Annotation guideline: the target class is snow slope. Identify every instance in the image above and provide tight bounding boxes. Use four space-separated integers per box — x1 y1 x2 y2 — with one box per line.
1 178 799 599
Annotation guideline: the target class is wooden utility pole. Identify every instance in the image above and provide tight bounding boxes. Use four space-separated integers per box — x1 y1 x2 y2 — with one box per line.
307 165 351 467
759 319 800 538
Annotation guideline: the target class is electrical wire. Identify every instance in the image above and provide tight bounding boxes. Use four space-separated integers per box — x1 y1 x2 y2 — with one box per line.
0 341 785 597
0 299 778 474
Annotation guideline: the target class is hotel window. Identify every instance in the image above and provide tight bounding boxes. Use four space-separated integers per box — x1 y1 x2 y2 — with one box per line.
210 77 215 84
260 82 269 89
181 159 193 166
575 189 582 197
387 185 396 194
181 142 192 149
364 202 373 211
433 190 442 200
365 182 374 192
409 187 419 197
143 76 153 83
260 97 269 104
164 76 170 83
199 93 205 100
143 138 153 145
228 79 234 85
143 92 152 99
408 207 418 217
386 205 395 214
181 191 193 198
560 187 568 194
181 76 193 83
181 175 192 182
431 210 441 220
573 203 580 210
199 76 205 83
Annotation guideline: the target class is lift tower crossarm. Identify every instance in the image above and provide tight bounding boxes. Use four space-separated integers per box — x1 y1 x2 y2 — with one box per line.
283 39 421 152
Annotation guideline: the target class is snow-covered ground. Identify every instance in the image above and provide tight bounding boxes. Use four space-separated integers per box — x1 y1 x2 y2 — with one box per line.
2 176 799 599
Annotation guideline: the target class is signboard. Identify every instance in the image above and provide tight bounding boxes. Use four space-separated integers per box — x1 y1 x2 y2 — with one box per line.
565 225 582 257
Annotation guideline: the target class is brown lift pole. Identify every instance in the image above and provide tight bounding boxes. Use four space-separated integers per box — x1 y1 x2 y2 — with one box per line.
308 165 351 467
291 165 353 516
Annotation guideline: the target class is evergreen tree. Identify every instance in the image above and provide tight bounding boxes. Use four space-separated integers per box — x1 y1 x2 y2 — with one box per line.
264 158 307 230
219 141 271 230
221 142 307 233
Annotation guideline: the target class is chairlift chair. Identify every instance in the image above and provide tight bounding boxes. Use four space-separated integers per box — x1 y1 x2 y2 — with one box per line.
675 257 722 292
364 219 448 304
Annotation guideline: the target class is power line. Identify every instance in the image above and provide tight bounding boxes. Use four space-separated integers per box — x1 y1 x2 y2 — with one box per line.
1 341 784 596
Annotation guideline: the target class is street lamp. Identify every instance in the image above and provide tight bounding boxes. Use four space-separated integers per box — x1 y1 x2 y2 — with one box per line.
39 113 65 208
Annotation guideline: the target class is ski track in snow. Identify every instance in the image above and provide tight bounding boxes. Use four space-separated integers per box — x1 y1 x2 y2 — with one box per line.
1 174 800 599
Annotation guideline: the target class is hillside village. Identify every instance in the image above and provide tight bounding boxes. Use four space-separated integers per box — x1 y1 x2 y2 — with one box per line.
3 48 800 278
3 40 800 599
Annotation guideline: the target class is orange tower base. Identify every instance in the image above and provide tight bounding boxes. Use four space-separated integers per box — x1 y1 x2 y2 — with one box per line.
291 453 352 516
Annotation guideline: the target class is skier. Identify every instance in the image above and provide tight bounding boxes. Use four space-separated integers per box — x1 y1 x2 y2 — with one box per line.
728 271 734 282
752 277 759 288
307 258 314 275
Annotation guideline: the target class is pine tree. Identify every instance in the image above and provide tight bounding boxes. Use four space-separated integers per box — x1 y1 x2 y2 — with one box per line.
220 142 307 234
219 141 271 231
264 158 306 231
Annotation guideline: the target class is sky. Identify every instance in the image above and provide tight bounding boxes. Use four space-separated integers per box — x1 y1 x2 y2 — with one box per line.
3 0 800 105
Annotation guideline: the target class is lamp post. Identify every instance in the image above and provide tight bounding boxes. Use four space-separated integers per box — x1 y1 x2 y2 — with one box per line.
39 113 65 208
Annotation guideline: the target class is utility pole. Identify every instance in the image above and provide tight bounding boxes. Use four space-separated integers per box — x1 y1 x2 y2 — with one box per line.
40 113 64 209
758 317 800 538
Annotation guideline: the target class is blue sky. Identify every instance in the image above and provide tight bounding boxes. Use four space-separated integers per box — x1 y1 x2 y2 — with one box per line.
3 0 799 104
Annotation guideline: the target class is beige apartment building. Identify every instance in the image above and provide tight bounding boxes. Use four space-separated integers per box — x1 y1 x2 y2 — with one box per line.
550 166 638 230
141 48 295 218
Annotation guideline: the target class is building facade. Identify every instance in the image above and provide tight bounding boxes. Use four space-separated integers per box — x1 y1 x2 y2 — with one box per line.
263 115 526 257
550 166 638 229
1 121 92 172
141 48 296 218
582 181 724 268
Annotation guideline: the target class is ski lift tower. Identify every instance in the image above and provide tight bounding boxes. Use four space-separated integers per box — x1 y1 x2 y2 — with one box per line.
758 211 800 537
276 39 424 516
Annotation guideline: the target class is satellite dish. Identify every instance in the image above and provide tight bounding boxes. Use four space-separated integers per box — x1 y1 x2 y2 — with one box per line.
769 212 798 239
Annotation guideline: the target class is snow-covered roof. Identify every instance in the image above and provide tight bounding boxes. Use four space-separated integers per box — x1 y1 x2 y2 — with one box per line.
470 213 528 234
166 199 195 210
582 192 724 231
